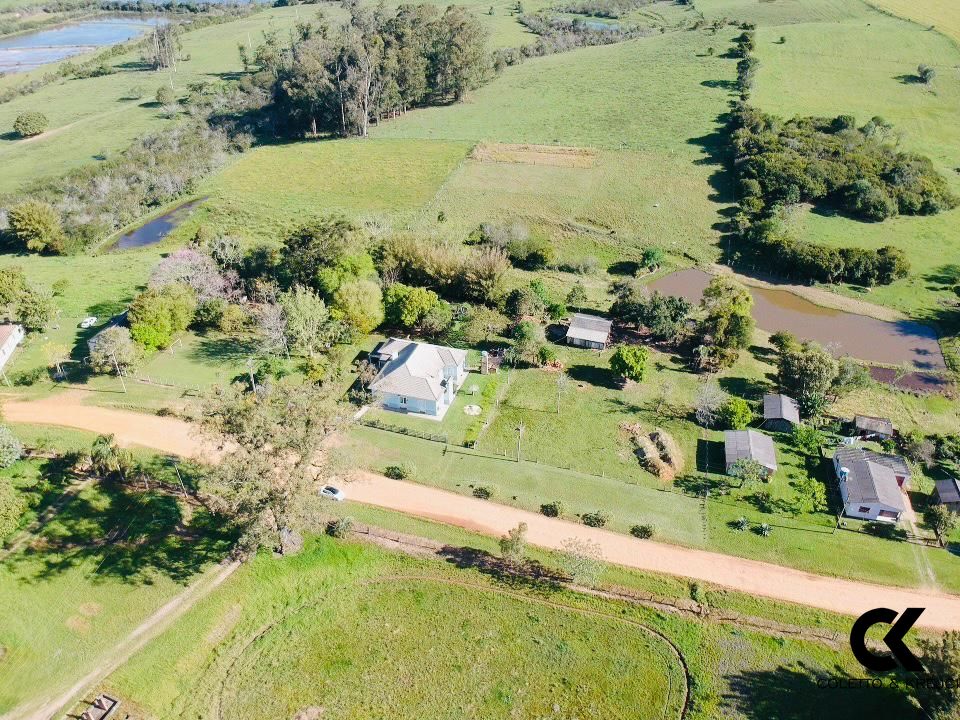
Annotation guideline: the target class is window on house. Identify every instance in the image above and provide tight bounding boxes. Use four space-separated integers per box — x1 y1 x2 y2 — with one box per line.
878 510 899 519
400 397 407 405
858 506 871 513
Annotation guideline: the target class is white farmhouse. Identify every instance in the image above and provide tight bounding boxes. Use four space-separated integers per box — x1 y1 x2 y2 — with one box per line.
0 324 24 374
369 338 468 419
834 446 911 523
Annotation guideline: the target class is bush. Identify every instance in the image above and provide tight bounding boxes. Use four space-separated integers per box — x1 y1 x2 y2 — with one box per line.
7 201 65 254
717 397 753 430
327 516 354 539
156 85 176 105
472 485 494 499
0 426 24 469
194 298 227 329
13 111 48 137
384 463 413 480
581 510 609 528
629 523 654 539
734 516 750 532
758 523 772 537
539 501 564 517
218 304 249 334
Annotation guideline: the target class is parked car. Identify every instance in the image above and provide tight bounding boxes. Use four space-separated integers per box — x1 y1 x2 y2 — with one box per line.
79 317 98 329
320 485 345 502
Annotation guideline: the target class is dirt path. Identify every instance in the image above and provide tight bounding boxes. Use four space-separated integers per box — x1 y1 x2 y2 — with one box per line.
1 560 240 720
1 390 216 460
8 394 960 631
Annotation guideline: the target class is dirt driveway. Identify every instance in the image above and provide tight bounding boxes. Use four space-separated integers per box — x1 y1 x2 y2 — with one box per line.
7 392 960 630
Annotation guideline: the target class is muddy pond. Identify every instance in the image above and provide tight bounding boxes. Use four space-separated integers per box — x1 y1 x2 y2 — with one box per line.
650 268 947 375
0 17 166 75
111 197 206 251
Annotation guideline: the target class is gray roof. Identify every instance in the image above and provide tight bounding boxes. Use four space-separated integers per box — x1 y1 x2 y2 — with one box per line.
855 415 894 436
724 430 778 472
763 393 800 424
936 478 960 505
369 339 466 402
834 446 907 511
566 313 612 344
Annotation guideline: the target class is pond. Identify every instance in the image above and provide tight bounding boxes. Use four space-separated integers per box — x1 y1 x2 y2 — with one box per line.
650 268 947 373
111 197 206 251
0 16 167 75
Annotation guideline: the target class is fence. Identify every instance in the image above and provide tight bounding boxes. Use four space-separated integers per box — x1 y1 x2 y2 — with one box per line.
358 417 449 445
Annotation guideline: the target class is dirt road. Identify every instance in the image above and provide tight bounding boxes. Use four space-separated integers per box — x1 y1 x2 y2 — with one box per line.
7 393 960 630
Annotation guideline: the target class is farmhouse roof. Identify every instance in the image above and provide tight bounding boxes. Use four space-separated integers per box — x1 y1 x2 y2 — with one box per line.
0 324 21 346
855 415 894 436
763 393 800 424
566 313 612 344
369 339 466 402
724 430 778 472
936 478 960 505
834 446 907 511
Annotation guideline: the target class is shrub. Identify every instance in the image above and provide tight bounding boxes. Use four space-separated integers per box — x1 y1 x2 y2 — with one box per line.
218 304 249 334
472 485 494 499
539 501 564 517
7 201 65 254
734 516 750 532
156 85 176 105
13 111 48 137
89 326 139 375
629 523 654 539
758 523 772 537
327 516 354 539
384 464 413 480
0 426 23 469
581 510 609 528
128 283 198 350
609 345 649 383
690 582 706 605
717 397 753 430
194 298 227 329
535 344 557 366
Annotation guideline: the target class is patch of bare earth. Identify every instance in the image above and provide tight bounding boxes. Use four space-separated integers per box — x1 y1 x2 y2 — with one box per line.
470 142 598 168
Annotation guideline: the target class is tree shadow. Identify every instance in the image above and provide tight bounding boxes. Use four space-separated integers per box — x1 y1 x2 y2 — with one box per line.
567 363 620 390
437 545 565 594
894 73 923 85
696 438 726 474
4 477 234 586
607 260 640 276
701 78 738 91
675 473 730 496
189 335 259 365
718 376 768 400
723 663 918 719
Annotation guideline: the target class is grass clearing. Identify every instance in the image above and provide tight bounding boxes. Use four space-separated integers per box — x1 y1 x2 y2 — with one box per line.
98 534 916 719
0 468 232 714
866 0 960 45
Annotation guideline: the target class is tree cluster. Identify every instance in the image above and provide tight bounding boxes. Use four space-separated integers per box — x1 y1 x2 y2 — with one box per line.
608 280 692 341
248 3 491 138
0 265 57 331
727 104 956 285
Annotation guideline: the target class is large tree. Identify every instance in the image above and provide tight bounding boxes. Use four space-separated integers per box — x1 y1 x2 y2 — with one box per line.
279 285 340 357
200 381 346 556
778 341 839 416
8 201 65 254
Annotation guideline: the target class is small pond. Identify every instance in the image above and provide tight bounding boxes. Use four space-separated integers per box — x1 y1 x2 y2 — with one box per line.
111 197 206 251
650 268 947 372
0 16 167 74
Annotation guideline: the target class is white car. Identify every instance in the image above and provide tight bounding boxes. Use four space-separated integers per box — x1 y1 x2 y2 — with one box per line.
79 316 98 329
320 485 345 502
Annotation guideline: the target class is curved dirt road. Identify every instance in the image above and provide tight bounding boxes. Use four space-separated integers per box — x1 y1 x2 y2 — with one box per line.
6 392 960 630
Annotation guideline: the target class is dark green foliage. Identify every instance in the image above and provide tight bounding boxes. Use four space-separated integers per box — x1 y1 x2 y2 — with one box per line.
728 104 955 285
629 523 654 539
128 283 198 351
539 500 564 517
12 111 48 137
384 463 414 480
472 485 494 499
717 397 753 430
608 282 691 341
609 344 649 383
581 510 609 528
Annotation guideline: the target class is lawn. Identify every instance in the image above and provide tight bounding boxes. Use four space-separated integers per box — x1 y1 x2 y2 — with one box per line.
97 533 917 720
867 0 960 44
0 464 232 715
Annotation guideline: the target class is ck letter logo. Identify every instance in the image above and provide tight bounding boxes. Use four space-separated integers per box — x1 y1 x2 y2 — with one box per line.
850 607 925 672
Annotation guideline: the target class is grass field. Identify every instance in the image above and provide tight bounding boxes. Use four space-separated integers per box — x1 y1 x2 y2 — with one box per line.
97 533 916 719
867 0 960 44
0 460 232 714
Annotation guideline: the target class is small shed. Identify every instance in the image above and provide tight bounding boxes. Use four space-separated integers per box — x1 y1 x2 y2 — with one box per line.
855 414 895 440
724 429 778 476
762 393 800 432
936 478 960 512
565 313 612 350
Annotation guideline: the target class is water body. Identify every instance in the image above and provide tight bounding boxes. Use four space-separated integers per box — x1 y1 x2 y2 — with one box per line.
111 197 206 250
650 268 947 372
0 17 166 75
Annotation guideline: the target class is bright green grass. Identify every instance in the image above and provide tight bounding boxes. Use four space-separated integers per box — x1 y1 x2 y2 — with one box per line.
190 138 472 243
372 30 735 155
866 0 960 45
99 534 915 720
0 7 308 192
696 0 865 26
748 5 960 321
0 476 232 715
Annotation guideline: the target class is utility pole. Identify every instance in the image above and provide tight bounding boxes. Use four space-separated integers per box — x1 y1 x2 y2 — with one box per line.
516 421 525 463
173 461 187 497
111 352 127 393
